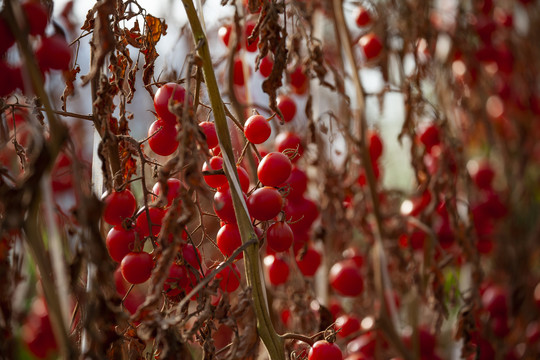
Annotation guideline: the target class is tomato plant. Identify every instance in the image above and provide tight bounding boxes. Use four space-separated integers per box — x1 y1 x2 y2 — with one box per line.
1 0 540 359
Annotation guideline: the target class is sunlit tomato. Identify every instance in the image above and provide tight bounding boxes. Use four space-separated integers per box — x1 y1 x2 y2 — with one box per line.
296 246 321 277
148 118 179 156
106 226 136 263
353 6 372 27
217 223 242 258
359 33 382 61
329 260 364 297
199 121 218 149
266 221 293 252
202 156 227 189
257 152 292 187
277 95 296 123
244 114 271 144
308 340 343 360
264 255 289 285
102 189 137 226
247 186 283 221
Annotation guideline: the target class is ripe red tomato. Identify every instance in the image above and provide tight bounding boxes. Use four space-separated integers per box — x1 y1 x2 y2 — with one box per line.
22 2 49 36
308 340 343 360
152 178 183 207
259 55 273 78
36 35 71 71
233 58 248 86
218 24 233 47
277 95 297 123
106 226 136 263
295 246 321 277
202 156 227 188
121 251 154 284
135 206 165 238
264 255 289 285
247 186 283 221
244 114 271 144
153 83 189 125
0 18 15 54
275 132 303 162
368 131 383 162
419 124 440 153
342 247 364 267
0 62 19 96
218 165 251 193
329 260 364 297
359 33 382 61
182 244 202 269
148 118 179 156
257 152 292 187
102 189 137 226
403 327 437 357
245 21 259 52
22 297 58 359
266 221 293 252
347 332 379 357
164 263 189 297
217 223 243 258
472 162 495 190
290 66 308 94
199 121 219 149
285 196 319 234
214 189 242 223
482 285 508 317
284 167 308 199
335 314 361 338
215 262 241 292
353 6 372 27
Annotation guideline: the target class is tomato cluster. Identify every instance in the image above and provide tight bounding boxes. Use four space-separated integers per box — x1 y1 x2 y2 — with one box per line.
1 2 71 97
3 0 540 359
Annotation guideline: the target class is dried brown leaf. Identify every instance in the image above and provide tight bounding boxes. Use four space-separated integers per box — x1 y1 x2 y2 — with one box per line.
61 66 81 111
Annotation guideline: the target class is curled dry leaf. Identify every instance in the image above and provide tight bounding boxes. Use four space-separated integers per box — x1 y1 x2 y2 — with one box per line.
61 66 80 111
142 15 167 98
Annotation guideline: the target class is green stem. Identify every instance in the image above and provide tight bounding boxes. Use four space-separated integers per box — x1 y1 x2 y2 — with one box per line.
180 1 284 359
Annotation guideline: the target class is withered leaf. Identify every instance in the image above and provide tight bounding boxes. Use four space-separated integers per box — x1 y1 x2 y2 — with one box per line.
142 15 167 98
81 0 116 85
61 65 81 111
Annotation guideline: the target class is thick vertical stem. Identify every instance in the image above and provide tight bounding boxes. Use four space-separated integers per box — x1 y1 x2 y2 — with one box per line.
5 1 72 357
180 1 284 359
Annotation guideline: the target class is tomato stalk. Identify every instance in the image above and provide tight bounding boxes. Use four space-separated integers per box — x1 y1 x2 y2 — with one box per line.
331 1 413 359
4 0 73 357
180 1 285 359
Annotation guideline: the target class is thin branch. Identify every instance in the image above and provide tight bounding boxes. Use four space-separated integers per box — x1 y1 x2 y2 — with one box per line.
8 103 94 121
